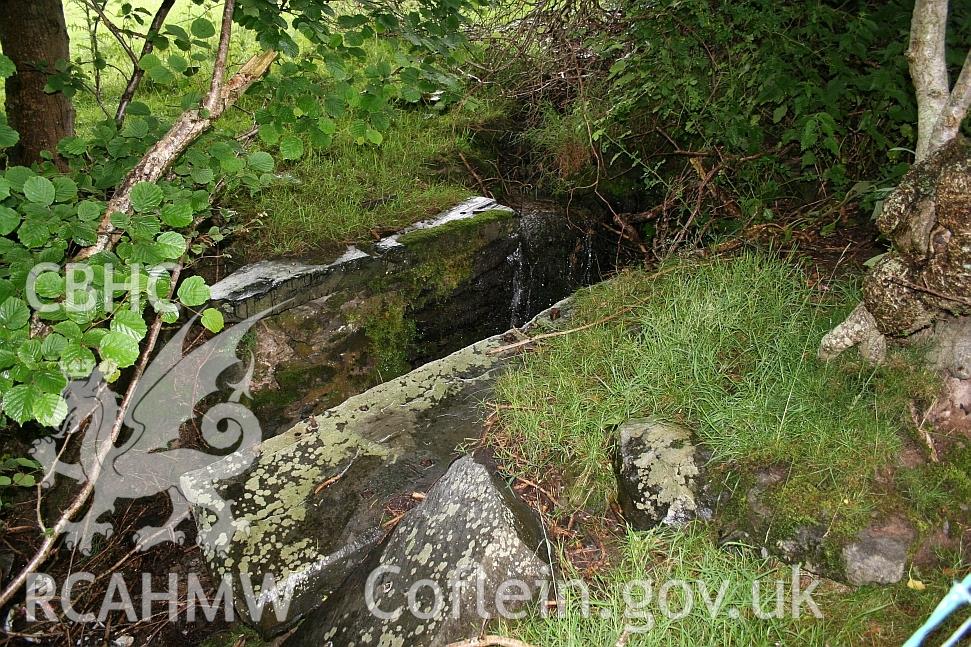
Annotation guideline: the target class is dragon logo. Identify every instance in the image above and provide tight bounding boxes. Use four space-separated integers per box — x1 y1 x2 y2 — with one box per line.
30 309 269 555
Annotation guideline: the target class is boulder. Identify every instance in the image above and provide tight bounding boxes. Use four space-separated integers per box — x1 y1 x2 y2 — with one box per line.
181 299 573 635
613 418 706 529
285 455 550 647
841 517 915 586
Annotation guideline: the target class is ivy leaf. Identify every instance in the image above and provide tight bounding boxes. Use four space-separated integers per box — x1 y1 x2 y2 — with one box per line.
99 330 141 368
177 276 210 307
160 201 193 227
130 181 164 212
0 297 30 330
200 308 224 333
2 384 36 424
279 135 304 160
33 393 68 427
155 231 187 259
247 151 274 173
22 176 56 206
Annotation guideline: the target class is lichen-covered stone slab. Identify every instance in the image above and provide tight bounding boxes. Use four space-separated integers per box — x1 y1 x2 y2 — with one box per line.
181 299 572 635
613 418 707 529
284 455 550 647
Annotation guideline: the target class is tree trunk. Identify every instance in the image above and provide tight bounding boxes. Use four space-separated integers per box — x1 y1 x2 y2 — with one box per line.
0 0 75 169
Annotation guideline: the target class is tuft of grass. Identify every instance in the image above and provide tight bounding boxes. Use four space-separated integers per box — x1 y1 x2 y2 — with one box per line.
494 252 923 518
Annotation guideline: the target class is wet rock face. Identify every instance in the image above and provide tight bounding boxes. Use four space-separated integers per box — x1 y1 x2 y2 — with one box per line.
285 455 550 647
210 197 605 431
181 300 572 635
613 418 706 529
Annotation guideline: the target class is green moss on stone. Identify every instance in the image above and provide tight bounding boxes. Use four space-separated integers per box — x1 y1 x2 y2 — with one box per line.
396 209 514 246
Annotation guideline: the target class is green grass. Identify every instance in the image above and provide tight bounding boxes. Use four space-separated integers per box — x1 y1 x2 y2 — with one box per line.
233 108 475 257
491 252 964 644
506 524 945 646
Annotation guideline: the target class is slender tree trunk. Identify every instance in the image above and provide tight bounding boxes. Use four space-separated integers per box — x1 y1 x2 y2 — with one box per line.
0 0 75 169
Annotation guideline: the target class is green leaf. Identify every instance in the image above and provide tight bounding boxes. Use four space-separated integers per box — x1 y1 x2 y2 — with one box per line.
23 176 55 206
167 54 189 73
3 384 36 424
17 219 50 248
130 181 164 212
0 54 14 78
99 330 140 367
57 136 87 156
0 177 9 199
190 167 215 185
365 128 383 146
258 123 280 145
52 176 78 202
121 116 150 139
349 120 367 144
279 136 304 160
0 206 20 236
13 472 36 487
59 343 96 378
77 200 103 221
190 17 216 38
155 231 187 259
111 309 148 341
0 124 21 148
177 276 210 307
200 308 224 333
33 271 65 298
0 297 30 330
247 151 274 173
161 201 193 227
33 393 67 427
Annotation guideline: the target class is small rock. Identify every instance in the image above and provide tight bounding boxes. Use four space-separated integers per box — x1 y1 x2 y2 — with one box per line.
285 455 550 647
613 418 706 529
842 516 915 586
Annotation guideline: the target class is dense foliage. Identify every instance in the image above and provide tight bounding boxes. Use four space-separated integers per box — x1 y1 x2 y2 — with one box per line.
0 0 472 429
491 0 970 247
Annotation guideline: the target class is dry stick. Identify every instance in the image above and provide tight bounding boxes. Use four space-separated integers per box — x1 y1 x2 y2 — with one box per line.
487 307 634 355
77 10 276 259
445 637 536 647
115 0 176 126
80 0 140 66
0 263 182 609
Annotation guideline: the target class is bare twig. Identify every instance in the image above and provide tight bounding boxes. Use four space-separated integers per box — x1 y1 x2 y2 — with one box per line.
80 0 139 65
487 307 634 355
115 0 175 125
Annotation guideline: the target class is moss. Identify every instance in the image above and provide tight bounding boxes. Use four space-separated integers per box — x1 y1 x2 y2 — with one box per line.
396 208 515 246
353 294 417 380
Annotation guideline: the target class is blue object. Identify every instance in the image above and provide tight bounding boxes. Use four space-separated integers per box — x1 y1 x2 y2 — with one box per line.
903 574 971 647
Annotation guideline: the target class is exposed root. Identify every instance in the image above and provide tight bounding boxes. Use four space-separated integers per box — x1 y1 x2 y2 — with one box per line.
817 302 887 363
